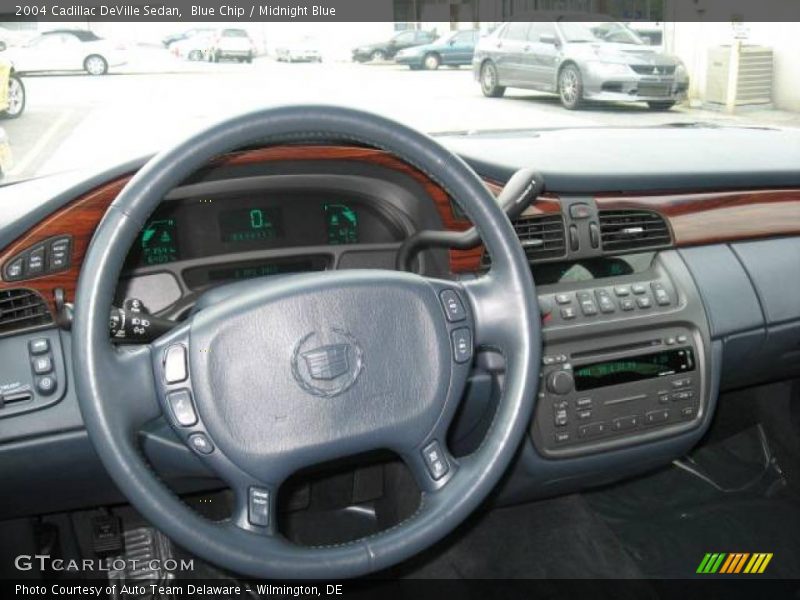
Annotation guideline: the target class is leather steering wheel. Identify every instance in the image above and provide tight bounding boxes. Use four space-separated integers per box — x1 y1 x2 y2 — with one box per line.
73 106 540 579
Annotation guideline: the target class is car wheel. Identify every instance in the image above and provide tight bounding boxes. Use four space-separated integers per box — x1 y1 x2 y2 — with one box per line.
423 53 440 70
84 54 108 76
246 52 253 64
370 50 386 62
188 50 202 62
480 61 505 98
647 101 676 111
558 64 583 110
0 75 25 119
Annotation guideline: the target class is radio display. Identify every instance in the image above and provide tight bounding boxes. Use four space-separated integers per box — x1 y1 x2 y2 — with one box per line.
574 347 695 391
219 207 283 243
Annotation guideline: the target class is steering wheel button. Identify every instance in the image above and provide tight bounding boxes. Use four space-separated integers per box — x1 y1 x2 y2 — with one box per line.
439 289 466 322
188 433 214 455
167 389 198 427
164 344 188 384
248 488 270 527
451 328 472 364
422 441 449 480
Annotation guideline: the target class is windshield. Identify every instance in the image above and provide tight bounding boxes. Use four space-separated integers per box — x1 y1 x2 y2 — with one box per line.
0 19 797 186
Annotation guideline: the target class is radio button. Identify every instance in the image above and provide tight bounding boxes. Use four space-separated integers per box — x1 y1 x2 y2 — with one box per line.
547 371 574 395
578 422 606 438
658 392 670 404
612 415 639 431
672 390 693 401
677 335 688 344
645 409 670 424
681 406 695 419
577 409 592 420
671 377 692 389
555 431 570 444
553 401 569 427
555 293 572 305
576 397 593 409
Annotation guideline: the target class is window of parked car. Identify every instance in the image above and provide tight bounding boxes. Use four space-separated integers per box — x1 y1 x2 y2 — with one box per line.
527 22 557 43
502 22 531 41
222 29 249 38
452 30 477 44
393 31 417 44
557 21 642 44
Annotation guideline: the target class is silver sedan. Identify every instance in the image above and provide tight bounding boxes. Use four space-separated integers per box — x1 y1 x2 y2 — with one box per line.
473 19 689 110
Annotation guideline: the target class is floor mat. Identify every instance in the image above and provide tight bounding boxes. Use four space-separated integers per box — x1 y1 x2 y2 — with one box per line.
586 424 800 578
391 493 645 580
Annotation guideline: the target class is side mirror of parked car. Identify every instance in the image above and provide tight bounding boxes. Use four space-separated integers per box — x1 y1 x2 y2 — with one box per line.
540 33 559 46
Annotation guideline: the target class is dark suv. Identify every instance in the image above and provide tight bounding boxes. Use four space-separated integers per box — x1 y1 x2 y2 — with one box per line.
352 29 436 62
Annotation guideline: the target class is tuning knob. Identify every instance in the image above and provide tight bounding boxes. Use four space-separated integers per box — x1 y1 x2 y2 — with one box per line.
546 370 574 395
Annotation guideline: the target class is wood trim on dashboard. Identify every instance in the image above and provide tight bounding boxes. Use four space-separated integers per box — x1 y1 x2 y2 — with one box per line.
595 189 800 247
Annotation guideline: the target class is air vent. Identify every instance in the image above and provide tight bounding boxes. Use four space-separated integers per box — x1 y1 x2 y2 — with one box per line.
0 288 52 335
483 214 566 266
598 210 672 252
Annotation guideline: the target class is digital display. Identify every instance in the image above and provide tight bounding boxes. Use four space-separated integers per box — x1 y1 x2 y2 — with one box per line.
325 204 359 245
574 347 695 391
182 257 326 290
219 207 283 243
140 218 178 265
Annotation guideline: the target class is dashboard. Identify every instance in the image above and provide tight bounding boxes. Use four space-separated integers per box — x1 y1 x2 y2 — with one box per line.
1 136 800 518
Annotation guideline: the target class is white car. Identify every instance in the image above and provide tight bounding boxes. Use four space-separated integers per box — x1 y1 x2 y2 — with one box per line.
5 29 127 76
276 41 322 63
170 33 213 62
205 28 255 63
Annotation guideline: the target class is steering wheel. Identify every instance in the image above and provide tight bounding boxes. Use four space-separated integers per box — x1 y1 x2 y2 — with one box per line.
73 106 540 579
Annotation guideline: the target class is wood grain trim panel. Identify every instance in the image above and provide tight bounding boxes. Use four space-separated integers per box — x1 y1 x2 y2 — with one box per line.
0 177 128 315
596 189 800 247
0 145 494 315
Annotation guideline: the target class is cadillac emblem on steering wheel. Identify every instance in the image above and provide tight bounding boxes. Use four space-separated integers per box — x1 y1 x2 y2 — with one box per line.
291 329 365 397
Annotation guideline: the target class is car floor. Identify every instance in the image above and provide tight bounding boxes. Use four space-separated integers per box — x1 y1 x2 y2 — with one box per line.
389 381 800 581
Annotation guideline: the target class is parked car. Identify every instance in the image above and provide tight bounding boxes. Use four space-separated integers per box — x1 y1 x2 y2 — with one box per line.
352 29 436 63
276 41 322 63
170 31 213 62
204 28 256 63
473 16 688 110
395 29 480 70
0 26 36 52
162 28 214 49
0 59 24 120
4 29 126 76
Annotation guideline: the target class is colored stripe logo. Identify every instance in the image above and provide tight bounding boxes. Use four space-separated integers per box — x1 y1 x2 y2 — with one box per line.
697 552 773 574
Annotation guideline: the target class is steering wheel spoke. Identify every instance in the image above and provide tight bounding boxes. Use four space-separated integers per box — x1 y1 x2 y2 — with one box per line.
102 343 163 431
460 272 534 351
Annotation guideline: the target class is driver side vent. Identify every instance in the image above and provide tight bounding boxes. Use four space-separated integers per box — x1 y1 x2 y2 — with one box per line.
0 288 53 336
481 214 566 267
598 209 672 252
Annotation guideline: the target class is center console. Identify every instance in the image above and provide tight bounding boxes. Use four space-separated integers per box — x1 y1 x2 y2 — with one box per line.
529 251 711 459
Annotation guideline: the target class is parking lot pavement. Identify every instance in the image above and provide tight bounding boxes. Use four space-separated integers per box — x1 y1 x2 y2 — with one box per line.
5 55 800 182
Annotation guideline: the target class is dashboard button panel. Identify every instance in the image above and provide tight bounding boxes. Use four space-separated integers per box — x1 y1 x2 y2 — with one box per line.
2 235 73 282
